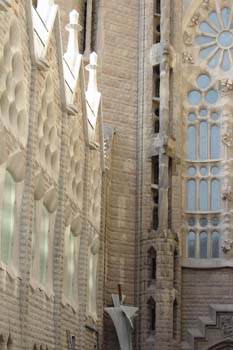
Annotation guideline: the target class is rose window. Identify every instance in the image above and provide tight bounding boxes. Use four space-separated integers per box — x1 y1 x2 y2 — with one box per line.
196 7 233 71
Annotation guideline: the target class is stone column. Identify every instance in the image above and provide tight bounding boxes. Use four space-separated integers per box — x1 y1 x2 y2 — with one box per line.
219 80 233 259
156 0 176 349
84 0 93 59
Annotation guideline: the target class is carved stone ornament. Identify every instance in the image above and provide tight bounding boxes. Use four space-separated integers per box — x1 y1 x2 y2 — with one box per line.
182 52 194 64
222 132 233 147
222 239 233 253
220 79 233 92
189 13 200 27
220 315 233 338
222 186 233 201
202 0 210 10
183 31 192 46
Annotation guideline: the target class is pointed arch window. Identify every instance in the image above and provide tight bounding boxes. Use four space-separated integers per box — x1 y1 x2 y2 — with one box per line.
1 171 15 265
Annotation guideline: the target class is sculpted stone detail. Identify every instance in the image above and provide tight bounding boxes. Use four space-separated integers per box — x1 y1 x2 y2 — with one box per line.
182 52 194 64
189 13 200 27
201 0 210 10
222 186 233 201
183 31 192 46
222 132 233 147
220 315 233 338
220 79 233 92
222 240 233 253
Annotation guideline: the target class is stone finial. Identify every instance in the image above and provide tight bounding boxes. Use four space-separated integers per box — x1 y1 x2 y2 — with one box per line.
37 0 54 12
86 52 98 94
65 10 82 58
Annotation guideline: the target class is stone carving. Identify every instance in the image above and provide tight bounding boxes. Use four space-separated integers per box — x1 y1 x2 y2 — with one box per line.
201 0 210 10
222 240 233 253
220 79 233 92
182 52 194 64
222 132 233 147
222 186 233 201
220 315 233 338
183 31 192 46
189 13 200 27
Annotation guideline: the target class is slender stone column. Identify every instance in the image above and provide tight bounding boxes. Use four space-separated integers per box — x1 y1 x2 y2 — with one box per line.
84 0 93 59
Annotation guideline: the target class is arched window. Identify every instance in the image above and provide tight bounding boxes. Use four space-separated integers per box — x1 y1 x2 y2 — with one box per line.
1 171 15 265
211 179 220 211
200 231 208 258
188 126 196 160
66 232 76 302
211 125 220 159
188 180 196 210
39 205 50 286
199 121 208 160
212 231 220 258
88 252 97 315
188 231 196 258
200 180 208 211
147 298 156 331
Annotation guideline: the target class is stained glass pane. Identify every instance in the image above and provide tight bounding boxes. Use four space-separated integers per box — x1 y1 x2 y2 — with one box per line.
208 49 221 68
200 180 208 211
197 74 211 89
199 109 208 117
199 22 217 35
211 179 220 211
188 180 196 211
200 45 217 60
188 90 202 105
222 8 231 29
222 50 231 71
211 125 220 159
188 167 196 176
205 90 218 104
188 126 196 160
200 167 207 176
212 231 220 258
188 113 196 122
196 36 216 45
188 231 196 258
208 11 221 30
200 122 208 160
200 231 208 258
39 205 50 286
1 171 15 265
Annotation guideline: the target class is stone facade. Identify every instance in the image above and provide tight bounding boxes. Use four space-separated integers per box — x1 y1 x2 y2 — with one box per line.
1 1 233 350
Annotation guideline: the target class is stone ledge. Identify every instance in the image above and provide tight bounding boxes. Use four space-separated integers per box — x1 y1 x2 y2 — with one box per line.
182 258 233 269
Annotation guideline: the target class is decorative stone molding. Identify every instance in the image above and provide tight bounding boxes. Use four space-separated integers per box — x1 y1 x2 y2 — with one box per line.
63 10 82 115
222 186 233 201
189 13 200 27
201 0 210 10
220 79 233 93
183 31 192 46
182 52 194 64
222 239 233 253
0 0 11 11
222 132 233 147
85 52 101 131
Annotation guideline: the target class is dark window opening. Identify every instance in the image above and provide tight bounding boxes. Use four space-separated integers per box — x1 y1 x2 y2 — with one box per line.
155 0 161 14
152 156 159 185
173 300 178 340
153 65 160 98
147 298 156 332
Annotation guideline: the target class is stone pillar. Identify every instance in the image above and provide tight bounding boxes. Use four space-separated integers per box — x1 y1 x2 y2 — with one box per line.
220 80 233 259
84 0 93 59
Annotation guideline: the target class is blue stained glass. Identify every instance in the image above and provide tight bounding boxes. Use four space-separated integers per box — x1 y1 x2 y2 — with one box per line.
200 122 208 160
211 112 219 121
200 232 208 258
188 126 196 160
197 74 211 89
200 180 208 211
218 31 233 48
212 231 220 258
211 125 220 159
200 217 208 227
188 113 197 122
188 231 196 258
208 49 221 68
211 179 220 210
199 22 217 35
199 109 208 117
211 166 220 175
188 90 202 105
188 167 196 176
222 50 231 71
188 180 196 211
222 8 231 29
196 36 216 45
212 217 220 226
208 11 221 30
205 90 218 104
199 45 217 59
200 167 208 176
188 217 196 226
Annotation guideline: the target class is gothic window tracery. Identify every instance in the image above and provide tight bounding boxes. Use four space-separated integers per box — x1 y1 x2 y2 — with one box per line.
182 1 233 260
